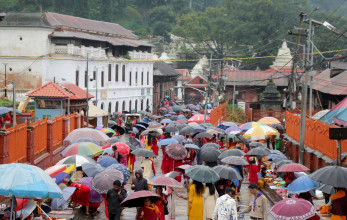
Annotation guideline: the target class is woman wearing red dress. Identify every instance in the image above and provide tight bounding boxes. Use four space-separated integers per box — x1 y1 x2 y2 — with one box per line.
248 157 259 185
69 182 91 215
154 186 167 220
137 198 161 220
161 145 170 174
151 136 159 156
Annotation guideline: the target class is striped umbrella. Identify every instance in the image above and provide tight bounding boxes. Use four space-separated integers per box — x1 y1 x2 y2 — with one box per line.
61 142 103 157
57 155 96 167
100 127 116 136
239 122 264 132
258 117 281 125
311 109 330 120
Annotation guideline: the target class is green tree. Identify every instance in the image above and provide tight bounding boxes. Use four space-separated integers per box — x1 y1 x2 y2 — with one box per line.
148 5 176 40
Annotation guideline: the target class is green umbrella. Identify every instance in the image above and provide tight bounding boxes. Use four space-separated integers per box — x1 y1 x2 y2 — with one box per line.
172 105 182 111
227 134 240 141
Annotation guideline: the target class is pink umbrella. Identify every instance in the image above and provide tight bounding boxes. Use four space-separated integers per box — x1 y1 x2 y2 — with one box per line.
165 143 187 160
277 163 309 172
45 165 67 177
149 176 183 188
121 190 160 207
63 128 112 147
269 198 316 220
187 114 210 123
175 164 192 174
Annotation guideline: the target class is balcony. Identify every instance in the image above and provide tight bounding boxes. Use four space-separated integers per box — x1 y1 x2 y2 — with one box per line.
51 44 107 58
129 50 153 60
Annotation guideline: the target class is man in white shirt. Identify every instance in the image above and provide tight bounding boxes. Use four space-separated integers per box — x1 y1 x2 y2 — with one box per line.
212 187 238 220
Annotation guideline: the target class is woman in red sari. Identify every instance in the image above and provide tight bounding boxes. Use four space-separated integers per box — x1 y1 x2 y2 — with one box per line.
248 157 259 185
69 182 91 215
161 145 170 174
137 198 161 220
155 186 167 220
151 136 159 156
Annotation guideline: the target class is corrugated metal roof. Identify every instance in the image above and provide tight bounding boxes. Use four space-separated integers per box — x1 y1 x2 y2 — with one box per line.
312 69 347 95
224 69 290 86
153 61 180 77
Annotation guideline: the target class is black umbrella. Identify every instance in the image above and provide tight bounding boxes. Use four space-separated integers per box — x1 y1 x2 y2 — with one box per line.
309 166 347 188
199 147 221 162
221 156 249 165
218 149 245 159
247 146 271 156
184 144 200 151
110 125 125 135
165 125 179 133
195 132 213 138
317 184 337 194
129 137 144 148
176 124 188 131
179 126 195 135
212 165 243 180
249 142 266 148
137 122 149 128
202 143 220 149
270 123 285 130
132 148 156 158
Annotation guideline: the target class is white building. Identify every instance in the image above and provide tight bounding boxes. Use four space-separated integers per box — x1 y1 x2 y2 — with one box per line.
0 12 154 113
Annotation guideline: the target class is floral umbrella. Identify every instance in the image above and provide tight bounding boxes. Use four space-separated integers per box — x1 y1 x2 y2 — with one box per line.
165 143 188 160
269 198 316 220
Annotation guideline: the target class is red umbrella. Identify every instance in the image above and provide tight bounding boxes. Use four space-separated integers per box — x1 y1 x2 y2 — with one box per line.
187 114 210 123
121 190 160 207
148 176 183 188
112 143 130 156
165 143 187 160
269 198 315 220
175 164 192 174
277 163 309 172
159 107 167 111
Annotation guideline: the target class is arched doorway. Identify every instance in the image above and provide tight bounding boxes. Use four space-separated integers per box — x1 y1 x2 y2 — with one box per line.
100 102 104 110
115 101 119 113
146 99 150 112
122 101 125 112
135 100 138 112
108 102 112 113
141 99 144 111
129 100 132 113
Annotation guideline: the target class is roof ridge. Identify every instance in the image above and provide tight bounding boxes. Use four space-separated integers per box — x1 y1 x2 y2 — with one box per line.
28 81 73 98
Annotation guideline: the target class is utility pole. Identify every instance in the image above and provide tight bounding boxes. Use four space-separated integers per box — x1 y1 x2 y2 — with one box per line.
12 81 16 127
3 63 8 99
86 54 89 127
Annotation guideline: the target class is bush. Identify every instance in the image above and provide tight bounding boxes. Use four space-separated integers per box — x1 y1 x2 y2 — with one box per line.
225 108 247 123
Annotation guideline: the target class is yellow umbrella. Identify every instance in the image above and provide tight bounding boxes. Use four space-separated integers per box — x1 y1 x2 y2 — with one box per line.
243 125 278 141
258 117 281 125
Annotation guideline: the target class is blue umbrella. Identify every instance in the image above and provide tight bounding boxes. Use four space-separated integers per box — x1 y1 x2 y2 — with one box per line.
107 164 130 185
103 147 114 155
51 187 76 210
266 154 286 160
158 138 179 146
52 172 70 185
0 163 63 198
177 115 186 120
287 176 319 194
135 124 147 130
164 114 171 117
217 125 227 130
160 119 174 124
132 127 139 134
97 156 119 168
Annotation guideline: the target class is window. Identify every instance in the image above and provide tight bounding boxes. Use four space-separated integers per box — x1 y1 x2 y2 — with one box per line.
129 71 132 86
93 71 96 80
141 72 144 85
115 101 119 112
199 79 204 84
101 71 104 87
108 102 111 113
84 71 88 87
122 101 125 111
146 99 149 111
135 100 138 112
135 72 138 85
147 71 149 85
100 102 104 110
115 65 119 81
129 100 132 112
122 65 125 82
141 99 144 111
108 64 112 81
75 70 79 86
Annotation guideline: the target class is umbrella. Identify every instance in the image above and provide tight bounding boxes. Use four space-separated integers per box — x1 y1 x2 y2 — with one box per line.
132 148 156 158
333 152 347 165
278 163 309 172
225 125 242 134
92 169 124 194
212 165 243 180
52 172 71 185
111 143 130 156
309 165 347 188
51 187 76 210
158 138 179 146
172 135 184 144
78 177 103 203
172 105 182 111
317 184 337 194
266 154 287 160
226 134 240 142
137 122 149 127
16 200 37 219
195 132 213 138
201 143 219 150
218 149 245 159
269 123 285 130
202 123 214 129
221 156 249 165
71 138 99 146
311 109 329 120
160 119 174 124
176 165 192 174
183 138 193 145
133 127 139 134
108 120 117 125
249 142 266 148
110 125 125 135
258 117 281 125
176 124 187 131
106 164 130 185
0 163 63 198
165 171 181 179
60 142 103 157
287 176 319 194
185 165 220 183
149 176 183 188
221 122 238 127
239 122 263 132
184 144 200 151
179 126 195 135
247 147 271 156
243 125 278 141
45 165 67 177
269 198 316 220
100 127 117 136
81 163 105 177
192 125 206 133
97 156 119 168
129 137 145 148
171 116 178 121
0 107 12 115
148 124 163 130
121 190 160 207
188 114 210 123
175 120 187 124
135 124 147 130
159 107 167 111
111 137 120 144
57 155 96 167
63 128 112 147
164 113 171 117
276 160 293 167
199 147 221 162
177 115 186 120
165 125 179 133
165 143 188 160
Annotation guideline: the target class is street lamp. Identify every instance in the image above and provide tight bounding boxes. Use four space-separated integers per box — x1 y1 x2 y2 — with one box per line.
3 63 8 98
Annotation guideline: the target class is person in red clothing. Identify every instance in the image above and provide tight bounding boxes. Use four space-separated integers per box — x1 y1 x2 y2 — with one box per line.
154 186 168 220
248 157 259 185
218 137 225 149
160 145 170 174
137 198 161 220
69 182 91 215
117 116 122 126
151 136 159 156
4 112 12 128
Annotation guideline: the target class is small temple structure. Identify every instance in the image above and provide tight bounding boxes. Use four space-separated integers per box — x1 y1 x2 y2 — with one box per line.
260 79 282 110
